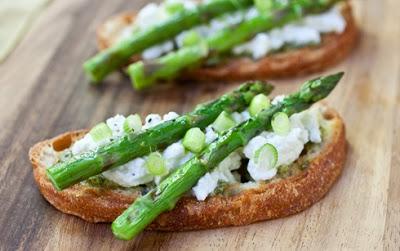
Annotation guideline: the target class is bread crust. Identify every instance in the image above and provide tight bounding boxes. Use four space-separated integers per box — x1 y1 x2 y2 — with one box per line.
29 105 346 230
96 2 358 81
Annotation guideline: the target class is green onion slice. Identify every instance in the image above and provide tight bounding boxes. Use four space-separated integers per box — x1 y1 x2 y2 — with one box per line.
271 112 290 135
249 93 271 116
183 127 206 153
165 2 185 14
89 122 113 142
182 31 202 47
123 114 142 134
145 152 168 176
254 143 278 169
213 111 236 133
254 0 273 14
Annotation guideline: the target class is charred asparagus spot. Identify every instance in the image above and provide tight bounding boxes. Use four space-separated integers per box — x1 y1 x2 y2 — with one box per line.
83 0 253 82
128 0 342 89
46 82 273 190
112 72 344 240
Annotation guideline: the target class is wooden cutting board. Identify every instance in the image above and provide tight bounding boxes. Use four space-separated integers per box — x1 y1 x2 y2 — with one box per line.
0 0 399 250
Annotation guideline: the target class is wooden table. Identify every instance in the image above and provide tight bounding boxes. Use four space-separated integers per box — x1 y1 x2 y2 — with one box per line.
0 0 399 250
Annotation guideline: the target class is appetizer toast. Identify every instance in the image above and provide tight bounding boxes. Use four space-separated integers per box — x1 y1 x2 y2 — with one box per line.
97 2 357 81
84 0 358 90
30 73 346 239
30 104 345 229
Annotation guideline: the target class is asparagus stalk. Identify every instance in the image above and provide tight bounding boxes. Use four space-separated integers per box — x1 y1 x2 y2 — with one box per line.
46 82 273 190
112 72 344 240
128 0 341 90
129 43 209 89
83 0 253 82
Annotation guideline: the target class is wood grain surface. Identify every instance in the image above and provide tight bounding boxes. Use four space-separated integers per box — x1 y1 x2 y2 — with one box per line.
0 0 399 250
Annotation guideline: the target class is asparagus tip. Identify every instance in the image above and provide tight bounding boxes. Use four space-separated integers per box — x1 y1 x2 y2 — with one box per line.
83 60 102 84
128 62 151 90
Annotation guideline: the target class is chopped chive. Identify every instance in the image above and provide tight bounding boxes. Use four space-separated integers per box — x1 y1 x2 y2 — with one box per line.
145 152 168 176
254 143 278 169
183 127 206 153
249 93 271 116
89 122 113 142
254 0 274 14
212 111 236 133
182 31 202 47
271 112 290 135
165 2 185 14
123 114 142 134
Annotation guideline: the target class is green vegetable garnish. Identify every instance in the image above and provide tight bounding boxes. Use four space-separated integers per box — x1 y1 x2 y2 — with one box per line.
89 122 112 142
271 112 290 135
183 127 206 153
254 0 274 14
145 152 168 176
123 114 142 134
254 143 278 169
182 31 202 47
249 93 271 116
213 111 236 133
165 2 185 14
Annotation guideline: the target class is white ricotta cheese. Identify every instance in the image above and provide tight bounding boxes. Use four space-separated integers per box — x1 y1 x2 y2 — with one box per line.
205 125 218 144
106 114 126 138
143 113 162 129
290 107 322 143
135 3 169 31
142 41 175 60
162 141 186 170
233 7 346 59
192 152 241 201
231 111 244 124
243 108 322 181
163 111 179 121
102 157 153 187
271 95 286 105
303 7 346 33
175 7 258 48
240 110 251 121
71 134 97 156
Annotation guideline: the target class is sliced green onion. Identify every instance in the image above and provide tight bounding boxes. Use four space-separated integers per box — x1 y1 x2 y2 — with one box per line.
182 31 202 47
254 0 273 14
271 112 290 135
145 152 168 176
123 114 142 134
165 2 185 14
182 127 206 153
212 111 236 133
254 143 278 169
249 93 271 116
89 122 112 142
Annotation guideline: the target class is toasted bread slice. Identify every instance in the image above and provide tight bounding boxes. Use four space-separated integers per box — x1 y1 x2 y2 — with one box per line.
29 104 346 231
96 2 357 81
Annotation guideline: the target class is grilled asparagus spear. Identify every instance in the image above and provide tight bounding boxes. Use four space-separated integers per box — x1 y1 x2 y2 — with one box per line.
112 72 344 240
